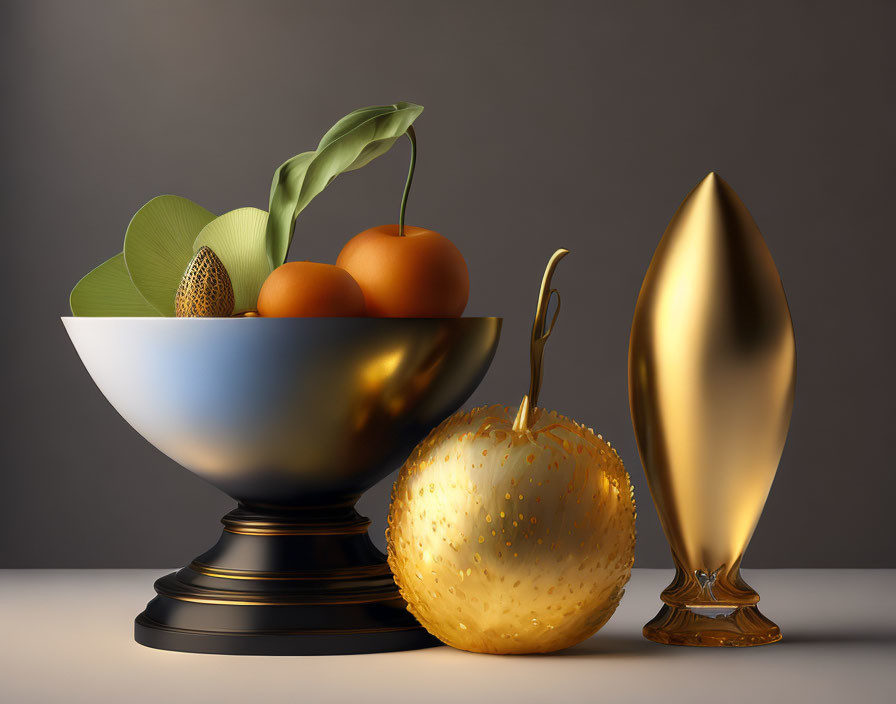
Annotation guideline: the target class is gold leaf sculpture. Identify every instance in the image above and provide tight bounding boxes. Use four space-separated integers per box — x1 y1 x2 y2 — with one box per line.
387 250 636 654
629 172 796 646
174 246 235 317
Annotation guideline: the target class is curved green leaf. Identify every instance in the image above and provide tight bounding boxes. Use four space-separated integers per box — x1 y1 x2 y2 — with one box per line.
266 101 423 267
70 253 160 316
267 151 314 207
193 207 272 313
316 104 413 167
123 195 216 315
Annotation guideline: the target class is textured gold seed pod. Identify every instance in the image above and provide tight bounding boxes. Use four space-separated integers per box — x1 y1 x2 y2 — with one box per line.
387 250 636 654
175 246 235 317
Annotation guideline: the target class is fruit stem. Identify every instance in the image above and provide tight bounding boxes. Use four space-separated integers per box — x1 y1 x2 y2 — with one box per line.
513 249 569 433
398 126 417 236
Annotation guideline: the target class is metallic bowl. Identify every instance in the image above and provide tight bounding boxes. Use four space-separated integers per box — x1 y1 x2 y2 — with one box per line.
62 316 501 655
63 316 501 505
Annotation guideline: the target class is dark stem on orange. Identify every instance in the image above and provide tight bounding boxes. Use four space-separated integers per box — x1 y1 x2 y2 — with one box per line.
398 126 417 236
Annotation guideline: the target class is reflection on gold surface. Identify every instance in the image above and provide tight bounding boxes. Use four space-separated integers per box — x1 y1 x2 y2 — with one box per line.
629 173 795 646
351 334 452 433
359 347 407 391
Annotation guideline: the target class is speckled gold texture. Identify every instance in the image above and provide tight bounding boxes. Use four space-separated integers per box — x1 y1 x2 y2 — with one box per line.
175 246 235 317
387 403 636 654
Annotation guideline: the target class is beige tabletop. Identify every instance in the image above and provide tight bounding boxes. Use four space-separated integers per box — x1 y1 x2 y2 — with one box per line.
1 568 893 703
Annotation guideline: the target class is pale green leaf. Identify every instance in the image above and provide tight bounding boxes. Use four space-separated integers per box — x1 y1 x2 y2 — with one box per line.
70 253 160 317
316 104 414 170
268 152 314 206
193 207 272 314
266 101 423 267
123 195 216 315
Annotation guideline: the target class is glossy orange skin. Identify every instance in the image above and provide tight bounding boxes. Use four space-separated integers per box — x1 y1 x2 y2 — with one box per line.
257 261 366 317
336 225 469 317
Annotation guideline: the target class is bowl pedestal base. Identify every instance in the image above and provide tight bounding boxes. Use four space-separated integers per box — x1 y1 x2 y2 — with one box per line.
134 503 439 655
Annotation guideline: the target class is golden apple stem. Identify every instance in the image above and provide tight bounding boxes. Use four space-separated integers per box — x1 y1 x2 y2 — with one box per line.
513 248 569 432
398 126 417 237
512 395 531 433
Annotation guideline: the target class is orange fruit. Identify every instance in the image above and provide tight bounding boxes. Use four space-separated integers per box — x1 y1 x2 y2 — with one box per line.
336 225 468 317
257 261 366 317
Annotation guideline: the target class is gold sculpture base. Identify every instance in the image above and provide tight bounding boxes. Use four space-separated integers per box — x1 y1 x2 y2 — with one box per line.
643 567 781 647
644 604 781 647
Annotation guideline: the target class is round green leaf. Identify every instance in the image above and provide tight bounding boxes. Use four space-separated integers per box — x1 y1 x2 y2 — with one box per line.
123 195 216 315
193 207 272 314
70 253 160 317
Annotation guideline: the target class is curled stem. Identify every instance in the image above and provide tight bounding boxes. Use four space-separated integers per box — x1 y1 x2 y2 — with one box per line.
512 248 570 433
398 126 417 236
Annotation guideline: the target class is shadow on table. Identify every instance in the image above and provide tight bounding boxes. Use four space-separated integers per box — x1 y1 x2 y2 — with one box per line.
782 630 896 647
545 634 668 658
553 629 896 656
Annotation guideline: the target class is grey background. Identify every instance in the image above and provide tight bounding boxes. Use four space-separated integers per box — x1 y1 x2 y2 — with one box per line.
1 0 893 568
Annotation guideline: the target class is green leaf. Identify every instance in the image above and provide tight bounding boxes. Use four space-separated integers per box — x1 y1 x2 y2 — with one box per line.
316 104 413 169
266 101 423 267
123 195 216 316
268 151 315 206
70 253 160 317
193 207 272 313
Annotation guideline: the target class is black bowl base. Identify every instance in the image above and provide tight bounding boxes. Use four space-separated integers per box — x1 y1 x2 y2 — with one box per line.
134 613 438 656
134 504 440 655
